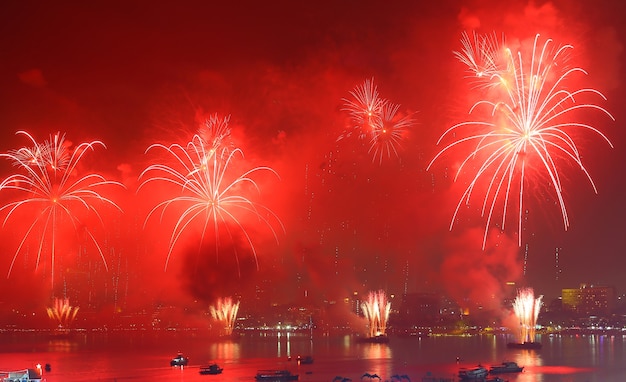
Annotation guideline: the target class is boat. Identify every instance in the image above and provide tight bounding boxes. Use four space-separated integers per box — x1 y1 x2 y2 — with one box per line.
255 369 299 381
170 353 189 367
458 365 488 380
485 378 508 382
297 355 313 364
506 341 542 350
199 363 223 375
489 361 523 374
1 369 43 382
357 334 390 343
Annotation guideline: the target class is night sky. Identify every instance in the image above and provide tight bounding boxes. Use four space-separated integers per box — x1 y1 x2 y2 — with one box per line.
0 0 624 323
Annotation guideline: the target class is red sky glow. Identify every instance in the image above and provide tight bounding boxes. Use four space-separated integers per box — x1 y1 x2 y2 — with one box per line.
0 0 624 326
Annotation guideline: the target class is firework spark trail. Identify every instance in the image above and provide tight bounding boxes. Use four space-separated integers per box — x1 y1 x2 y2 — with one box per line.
512 287 542 343
199 113 234 159
210 297 240 336
46 297 79 329
138 131 283 274
340 78 415 164
361 290 391 338
368 102 415 164
341 77 386 140
9 131 71 171
428 33 614 248
0 131 124 288
454 31 508 89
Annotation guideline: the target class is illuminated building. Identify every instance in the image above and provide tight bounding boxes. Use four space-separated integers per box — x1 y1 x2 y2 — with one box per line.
561 283 616 316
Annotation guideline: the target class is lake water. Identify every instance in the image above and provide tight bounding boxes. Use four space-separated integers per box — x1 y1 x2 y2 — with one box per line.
0 331 625 382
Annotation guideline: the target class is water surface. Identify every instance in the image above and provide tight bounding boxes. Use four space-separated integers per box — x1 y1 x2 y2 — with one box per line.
0 332 624 381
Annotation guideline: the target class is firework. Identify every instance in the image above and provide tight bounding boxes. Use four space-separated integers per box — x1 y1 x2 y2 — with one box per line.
198 113 233 159
341 77 386 139
138 132 283 273
46 297 79 329
8 131 70 171
361 290 391 338
429 33 614 248
453 31 508 88
512 287 542 343
368 102 414 165
0 131 124 287
210 297 240 336
340 78 414 163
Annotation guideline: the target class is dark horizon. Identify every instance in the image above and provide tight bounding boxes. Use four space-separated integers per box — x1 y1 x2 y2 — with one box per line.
0 0 624 327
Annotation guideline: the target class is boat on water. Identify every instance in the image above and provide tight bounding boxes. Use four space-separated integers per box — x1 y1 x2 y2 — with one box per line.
489 361 524 374
357 334 390 343
199 363 223 375
255 369 299 381
1 369 43 382
485 378 507 382
458 365 488 380
170 353 189 367
297 355 313 364
506 341 542 350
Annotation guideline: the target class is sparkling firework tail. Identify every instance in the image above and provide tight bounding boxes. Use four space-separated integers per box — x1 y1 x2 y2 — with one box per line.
361 290 391 338
46 297 79 328
139 135 283 273
0 132 124 288
210 297 240 335
512 288 542 343
429 34 614 248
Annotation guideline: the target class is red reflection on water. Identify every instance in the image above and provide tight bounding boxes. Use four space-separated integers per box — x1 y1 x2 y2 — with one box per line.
359 343 396 380
360 342 391 360
207 340 241 362
529 365 596 374
513 350 542 368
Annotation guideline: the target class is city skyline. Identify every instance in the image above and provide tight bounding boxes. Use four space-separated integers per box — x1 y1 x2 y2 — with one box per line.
0 0 624 325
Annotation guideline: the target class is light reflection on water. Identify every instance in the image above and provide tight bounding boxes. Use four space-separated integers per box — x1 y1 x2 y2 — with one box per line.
0 332 625 382
360 343 393 378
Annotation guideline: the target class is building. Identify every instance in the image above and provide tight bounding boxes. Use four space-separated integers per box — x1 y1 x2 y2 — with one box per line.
396 292 440 326
561 284 616 316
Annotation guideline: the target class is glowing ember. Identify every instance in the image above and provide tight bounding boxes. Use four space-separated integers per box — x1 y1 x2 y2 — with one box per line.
512 287 543 344
210 297 240 336
428 32 614 248
361 290 391 338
